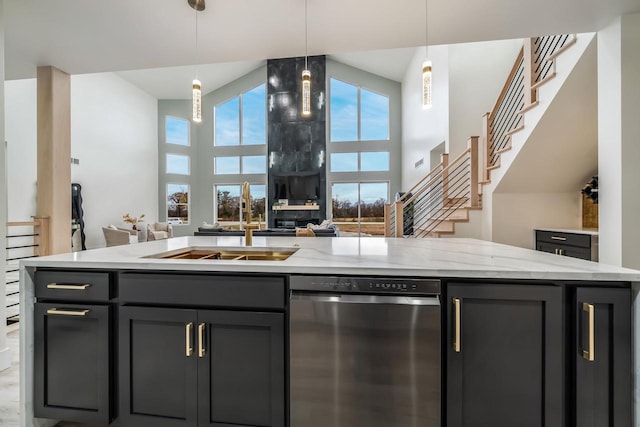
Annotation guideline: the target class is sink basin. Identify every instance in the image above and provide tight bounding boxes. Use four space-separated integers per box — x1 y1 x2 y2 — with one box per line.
144 247 298 261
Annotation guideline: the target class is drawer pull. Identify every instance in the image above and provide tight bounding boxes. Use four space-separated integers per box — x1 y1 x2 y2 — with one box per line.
582 303 595 361
198 323 206 358
186 322 194 357
47 283 91 290
550 236 567 241
453 298 461 353
46 308 90 317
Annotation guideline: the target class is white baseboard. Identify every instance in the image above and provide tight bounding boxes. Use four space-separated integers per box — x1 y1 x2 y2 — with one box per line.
0 346 11 372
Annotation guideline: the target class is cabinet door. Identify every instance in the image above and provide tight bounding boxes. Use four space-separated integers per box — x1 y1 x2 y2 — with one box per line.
447 283 564 427
34 302 112 424
119 306 198 427
575 287 631 427
537 242 591 260
197 311 285 427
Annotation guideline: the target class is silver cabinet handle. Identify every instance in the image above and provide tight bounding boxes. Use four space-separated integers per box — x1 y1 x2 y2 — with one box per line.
47 283 91 290
46 308 89 316
453 298 461 353
198 323 206 358
186 322 194 357
551 236 567 241
582 303 595 361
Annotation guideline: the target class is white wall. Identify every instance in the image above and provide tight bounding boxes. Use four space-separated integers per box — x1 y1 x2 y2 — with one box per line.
448 39 523 156
401 45 449 190
5 80 37 221
5 73 158 250
71 73 158 248
0 1 10 372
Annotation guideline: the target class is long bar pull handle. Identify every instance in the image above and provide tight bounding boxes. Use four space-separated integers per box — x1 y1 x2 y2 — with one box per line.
582 303 595 361
551 236 567 241
47 283 91 290
185 322 194 357
46 308 89 316
453 298 461 353
198 323 206 358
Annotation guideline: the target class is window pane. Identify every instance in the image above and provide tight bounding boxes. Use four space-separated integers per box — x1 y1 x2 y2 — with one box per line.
361 89 389 141
249 184 266 222
166 117 189 146
359 182 388 236
361 152 390 172
242 155 266 174
242 84 266 145
331 183 359 221
166 154 190 175
216 185 241 224
215 156 240 175
330 79 358 142
330 152 358 172
215 97 240 146
167 184 189 225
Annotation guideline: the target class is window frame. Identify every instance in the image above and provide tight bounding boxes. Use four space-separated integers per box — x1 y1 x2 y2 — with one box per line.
213 83 267 147
166 183 191 226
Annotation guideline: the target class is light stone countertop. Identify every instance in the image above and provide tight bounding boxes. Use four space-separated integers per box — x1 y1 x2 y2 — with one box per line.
20 236 640 281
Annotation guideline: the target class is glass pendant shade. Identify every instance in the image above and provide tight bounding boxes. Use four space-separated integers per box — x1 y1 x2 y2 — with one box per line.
302 69 311 117
192 79 202 123
422 60 432 109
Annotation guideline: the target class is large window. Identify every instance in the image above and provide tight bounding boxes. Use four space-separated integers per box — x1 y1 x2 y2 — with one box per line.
165 117 189 146
214 84 266 146
215 184 266 227
214 155 267 175
167 184 189 225
330 151 389 172
332 182 388 236
166 154 190 175
330 79 389 142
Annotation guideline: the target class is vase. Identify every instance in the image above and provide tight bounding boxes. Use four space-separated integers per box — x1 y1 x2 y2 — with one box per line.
136 221 147 242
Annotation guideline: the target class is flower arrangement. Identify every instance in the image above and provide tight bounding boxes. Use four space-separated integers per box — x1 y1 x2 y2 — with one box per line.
123 213 146 230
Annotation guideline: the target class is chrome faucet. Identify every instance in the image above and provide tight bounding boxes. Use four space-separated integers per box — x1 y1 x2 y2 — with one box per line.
242 181 259 246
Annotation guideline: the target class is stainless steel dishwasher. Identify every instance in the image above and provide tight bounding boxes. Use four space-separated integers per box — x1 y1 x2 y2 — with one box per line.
290 276 441 427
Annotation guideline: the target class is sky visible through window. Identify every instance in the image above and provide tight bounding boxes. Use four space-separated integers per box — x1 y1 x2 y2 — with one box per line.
166 117 189 146
215 83 266 146
166 154 190 175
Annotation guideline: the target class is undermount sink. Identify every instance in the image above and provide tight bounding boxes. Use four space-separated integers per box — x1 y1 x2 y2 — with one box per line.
144 247 298 261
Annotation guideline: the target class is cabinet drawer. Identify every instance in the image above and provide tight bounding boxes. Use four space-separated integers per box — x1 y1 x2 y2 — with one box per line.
536 230 591 248
119 272 286 310
35 270 112 301
537 242 591 261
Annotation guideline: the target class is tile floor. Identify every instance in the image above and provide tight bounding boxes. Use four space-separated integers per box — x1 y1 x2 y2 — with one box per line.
0 324 20 427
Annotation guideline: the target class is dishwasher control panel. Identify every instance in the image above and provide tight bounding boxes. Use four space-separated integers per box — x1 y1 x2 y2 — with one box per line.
289 275 440 295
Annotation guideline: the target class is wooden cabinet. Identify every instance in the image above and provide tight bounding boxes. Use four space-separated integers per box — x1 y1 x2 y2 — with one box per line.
446 283 564 427
535 229 598 261
573 287 631 427
33 270 114 425
118 273 286 427
446 282 631 427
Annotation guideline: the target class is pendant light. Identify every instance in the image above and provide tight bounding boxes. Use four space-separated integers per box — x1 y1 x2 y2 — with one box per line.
301 0 311 117
189 0 205 123
422 0 432 109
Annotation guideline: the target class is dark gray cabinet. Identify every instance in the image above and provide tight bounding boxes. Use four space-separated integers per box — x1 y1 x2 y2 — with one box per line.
33 270 114 425
446 283 564 427
574 287 631 427
118 272 286 427
535 230 598 261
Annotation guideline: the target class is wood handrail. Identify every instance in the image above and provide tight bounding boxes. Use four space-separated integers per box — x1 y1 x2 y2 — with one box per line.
488 47 524 121
402 147 471 207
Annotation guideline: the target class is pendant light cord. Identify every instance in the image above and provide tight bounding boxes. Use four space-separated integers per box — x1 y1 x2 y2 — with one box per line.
305 0 308 69
425 0 428 57
195 9 199 79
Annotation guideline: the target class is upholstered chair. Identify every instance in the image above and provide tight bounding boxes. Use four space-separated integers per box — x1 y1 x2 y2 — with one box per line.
102 226 137 247
147 222 174 241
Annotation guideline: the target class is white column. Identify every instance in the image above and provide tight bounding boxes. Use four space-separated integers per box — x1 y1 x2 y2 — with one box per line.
0 0 10 372
598 13 640 269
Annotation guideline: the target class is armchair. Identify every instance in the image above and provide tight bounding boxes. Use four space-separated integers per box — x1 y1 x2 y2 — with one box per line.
102 226 137 247
147 222 174 241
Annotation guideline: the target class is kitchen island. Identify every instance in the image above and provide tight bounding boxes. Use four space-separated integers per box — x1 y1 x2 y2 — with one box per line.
19 236 640 427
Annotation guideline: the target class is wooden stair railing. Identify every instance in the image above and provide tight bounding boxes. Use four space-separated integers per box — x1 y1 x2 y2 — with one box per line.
385 137 479 237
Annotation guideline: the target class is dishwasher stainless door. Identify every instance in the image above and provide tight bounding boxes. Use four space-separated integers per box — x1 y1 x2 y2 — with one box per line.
290 293 441 427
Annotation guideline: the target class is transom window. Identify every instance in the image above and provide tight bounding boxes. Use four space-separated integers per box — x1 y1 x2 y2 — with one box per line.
214 155 267 175
166 154 190 175
214 84 266 146
330 152 389 172
330 78 389 142
165 116 190 146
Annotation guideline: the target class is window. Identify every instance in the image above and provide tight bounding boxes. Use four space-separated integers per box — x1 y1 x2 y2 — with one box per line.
332 182 388 236
167 184 189 225
214 83 266 146
330 79 389 142
330 152 389 172
165 117 189 146
166 154 190 175
215 184 266 226
214 155 266 175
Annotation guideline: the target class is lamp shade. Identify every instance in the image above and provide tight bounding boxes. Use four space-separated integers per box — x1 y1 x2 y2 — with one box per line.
192 79 202 123
422 61 432 109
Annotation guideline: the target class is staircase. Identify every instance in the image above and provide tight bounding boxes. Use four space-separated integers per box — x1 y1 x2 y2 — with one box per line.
386 33 594 238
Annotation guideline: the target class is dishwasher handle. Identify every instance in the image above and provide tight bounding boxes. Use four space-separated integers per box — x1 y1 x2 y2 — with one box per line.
291 291 440 306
